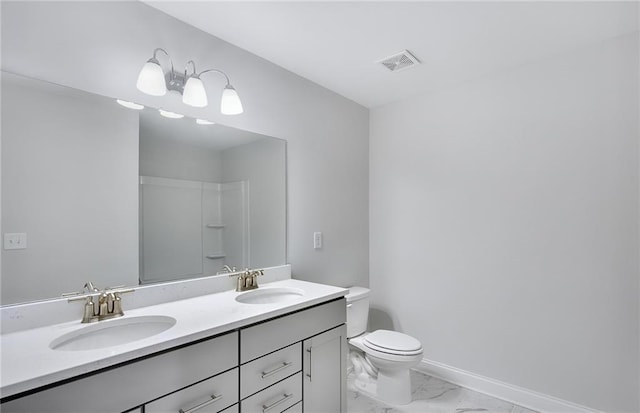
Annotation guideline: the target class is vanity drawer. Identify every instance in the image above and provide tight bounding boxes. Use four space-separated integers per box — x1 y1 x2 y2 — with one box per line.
240 299 345 362
146 368 238 413
241 343 301 398
240 372 302 413
2 332 238 413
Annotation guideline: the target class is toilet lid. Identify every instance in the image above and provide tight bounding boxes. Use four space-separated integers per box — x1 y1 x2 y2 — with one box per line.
364 330 423 355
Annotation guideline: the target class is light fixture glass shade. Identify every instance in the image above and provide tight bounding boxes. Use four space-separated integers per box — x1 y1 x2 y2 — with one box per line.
183 76 208 107
221 85 243 115
116 99 144 110
158 109 184 119
136 59 167 96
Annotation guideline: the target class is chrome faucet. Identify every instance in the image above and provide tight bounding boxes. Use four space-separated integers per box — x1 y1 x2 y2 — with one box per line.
64 282 134 323
221 265 237 274
226 268 264 292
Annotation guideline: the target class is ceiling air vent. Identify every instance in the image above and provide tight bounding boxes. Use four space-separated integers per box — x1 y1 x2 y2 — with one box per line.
378 50 420 72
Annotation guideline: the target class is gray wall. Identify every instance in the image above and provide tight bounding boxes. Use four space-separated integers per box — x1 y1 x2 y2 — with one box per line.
369 33 639 412
1 1 369 289
1 73 139 303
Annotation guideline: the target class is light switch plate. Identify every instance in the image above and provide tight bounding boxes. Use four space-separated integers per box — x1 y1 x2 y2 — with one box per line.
4 233 27 250
313 232 322 249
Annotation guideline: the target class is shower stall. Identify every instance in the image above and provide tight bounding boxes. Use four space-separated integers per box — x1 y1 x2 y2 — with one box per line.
139 176 249 284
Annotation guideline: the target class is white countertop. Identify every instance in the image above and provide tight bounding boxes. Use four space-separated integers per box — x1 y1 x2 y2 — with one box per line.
0 279 347 399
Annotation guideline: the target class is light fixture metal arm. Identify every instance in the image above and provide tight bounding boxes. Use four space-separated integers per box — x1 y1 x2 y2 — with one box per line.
185 60 198 77
198 68 231 86
152 48 175 80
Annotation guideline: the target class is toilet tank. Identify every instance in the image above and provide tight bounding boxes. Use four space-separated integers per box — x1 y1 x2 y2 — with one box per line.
345 286 370 338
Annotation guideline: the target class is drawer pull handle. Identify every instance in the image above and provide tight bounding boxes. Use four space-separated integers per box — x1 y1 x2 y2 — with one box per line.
261 361 293 379
178 394 223 413
262 393 293 413
306 347 312 381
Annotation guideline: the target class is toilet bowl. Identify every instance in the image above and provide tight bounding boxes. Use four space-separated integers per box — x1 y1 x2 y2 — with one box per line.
346 287 423 405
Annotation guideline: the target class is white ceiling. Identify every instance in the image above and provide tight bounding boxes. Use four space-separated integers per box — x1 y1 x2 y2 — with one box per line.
145 1 638 108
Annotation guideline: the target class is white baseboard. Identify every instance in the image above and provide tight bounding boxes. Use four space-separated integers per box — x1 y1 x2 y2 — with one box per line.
414 358 603 413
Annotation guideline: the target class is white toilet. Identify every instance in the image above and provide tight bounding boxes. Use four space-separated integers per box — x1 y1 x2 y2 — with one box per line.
346 286 423 405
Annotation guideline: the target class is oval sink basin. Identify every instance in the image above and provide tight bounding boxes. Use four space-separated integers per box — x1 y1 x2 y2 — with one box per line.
50 315 176 351
235 287 305 305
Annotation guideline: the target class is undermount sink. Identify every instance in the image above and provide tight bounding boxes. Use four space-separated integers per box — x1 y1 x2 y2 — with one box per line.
50 315 176 351
235 287 305 304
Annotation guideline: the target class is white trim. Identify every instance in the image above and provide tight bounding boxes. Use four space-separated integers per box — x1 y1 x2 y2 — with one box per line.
415 358 603 413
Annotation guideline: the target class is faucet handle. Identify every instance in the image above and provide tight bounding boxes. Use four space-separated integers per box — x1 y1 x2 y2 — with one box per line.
62 281 100 298
66 293 95 302
62 290 85 298
106 286 135 295
84 281 100 292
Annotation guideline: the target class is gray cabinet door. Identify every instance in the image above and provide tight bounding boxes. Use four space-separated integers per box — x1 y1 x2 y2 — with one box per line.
302 325 347 413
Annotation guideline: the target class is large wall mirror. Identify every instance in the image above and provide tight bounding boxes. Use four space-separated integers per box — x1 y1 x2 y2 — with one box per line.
1 71 287 305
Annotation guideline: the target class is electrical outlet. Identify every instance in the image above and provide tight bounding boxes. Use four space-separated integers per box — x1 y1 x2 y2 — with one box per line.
4 233 27 250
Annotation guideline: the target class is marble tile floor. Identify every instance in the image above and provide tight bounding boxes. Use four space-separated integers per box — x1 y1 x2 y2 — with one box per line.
347 370 538 413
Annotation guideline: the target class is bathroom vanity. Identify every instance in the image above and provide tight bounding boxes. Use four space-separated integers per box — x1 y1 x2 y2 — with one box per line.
0 277 347 413
1 68 346 412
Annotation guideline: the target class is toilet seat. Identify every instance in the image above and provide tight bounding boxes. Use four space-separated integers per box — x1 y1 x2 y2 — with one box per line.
363 330 423 356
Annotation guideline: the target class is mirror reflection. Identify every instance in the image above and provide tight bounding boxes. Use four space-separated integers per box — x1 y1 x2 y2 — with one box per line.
1 71 287 305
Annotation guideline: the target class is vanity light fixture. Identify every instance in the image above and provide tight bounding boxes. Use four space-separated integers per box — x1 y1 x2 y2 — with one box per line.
196 119 215 125
158 109 184 119
116 99 144 110
137 48 243 115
